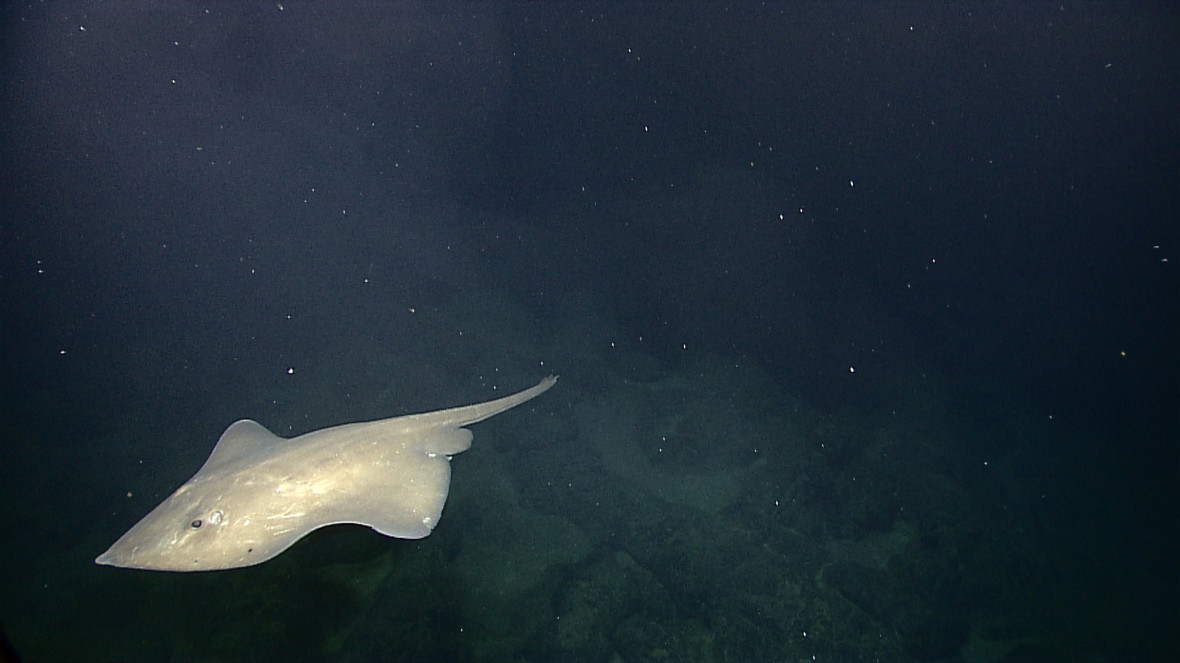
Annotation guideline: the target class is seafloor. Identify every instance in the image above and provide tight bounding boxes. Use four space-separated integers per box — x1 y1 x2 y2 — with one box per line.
3 290 1109 663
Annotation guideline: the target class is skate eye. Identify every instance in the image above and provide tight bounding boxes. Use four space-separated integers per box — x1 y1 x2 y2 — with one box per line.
190 519 203 529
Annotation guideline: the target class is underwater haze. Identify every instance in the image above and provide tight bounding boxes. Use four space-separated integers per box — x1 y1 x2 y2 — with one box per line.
1 3 1176 662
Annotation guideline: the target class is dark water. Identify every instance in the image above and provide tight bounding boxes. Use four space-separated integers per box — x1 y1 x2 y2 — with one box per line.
1 3 1176 662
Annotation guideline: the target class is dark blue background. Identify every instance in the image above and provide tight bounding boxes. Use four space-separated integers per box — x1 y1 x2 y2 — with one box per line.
2 3 1176 662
